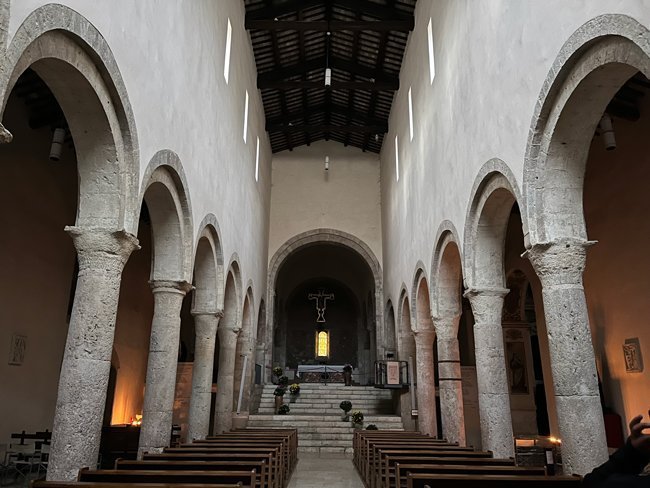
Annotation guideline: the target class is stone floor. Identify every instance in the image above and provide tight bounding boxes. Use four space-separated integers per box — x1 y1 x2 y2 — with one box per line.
287 452 364 488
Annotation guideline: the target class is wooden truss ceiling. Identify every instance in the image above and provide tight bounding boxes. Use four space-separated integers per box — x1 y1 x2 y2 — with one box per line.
245 0 417 154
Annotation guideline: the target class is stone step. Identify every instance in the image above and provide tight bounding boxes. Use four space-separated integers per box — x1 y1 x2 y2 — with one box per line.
249 414 402 421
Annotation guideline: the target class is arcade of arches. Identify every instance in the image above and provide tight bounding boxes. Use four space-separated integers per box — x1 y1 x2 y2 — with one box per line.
1 1 650 483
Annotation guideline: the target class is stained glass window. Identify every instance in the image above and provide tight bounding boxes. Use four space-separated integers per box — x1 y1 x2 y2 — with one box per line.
315 330 330 358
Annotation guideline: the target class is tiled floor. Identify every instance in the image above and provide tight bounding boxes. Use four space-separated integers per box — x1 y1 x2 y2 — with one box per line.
287 452 364 488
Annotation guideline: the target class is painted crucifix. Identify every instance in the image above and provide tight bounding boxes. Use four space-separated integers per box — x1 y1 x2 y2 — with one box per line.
308 289 335 323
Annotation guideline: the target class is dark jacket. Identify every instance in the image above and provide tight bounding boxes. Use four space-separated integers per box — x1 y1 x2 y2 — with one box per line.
582 440 650 487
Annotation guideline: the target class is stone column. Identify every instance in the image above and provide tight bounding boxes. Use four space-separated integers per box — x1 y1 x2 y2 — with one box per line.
434 315 466 446
213 325 241 434
464 288 514 458
187 309 223 441
413 329 438 437
525 239 608 475
47 227 139 481
138 280 192 457
0 122 13 143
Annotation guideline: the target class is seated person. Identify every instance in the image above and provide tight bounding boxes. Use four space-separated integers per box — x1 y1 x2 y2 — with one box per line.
583 411 650 487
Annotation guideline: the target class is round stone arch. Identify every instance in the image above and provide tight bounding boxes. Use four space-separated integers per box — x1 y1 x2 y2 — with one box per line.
523 14 650 245
265 229 384 370
0 3 139 232
139 150 194 283
396 285 413 357
224 256 244 326
191 214 225 314
463 159 525 291
431 220 464 319
384 299 397 355
410 263 434 334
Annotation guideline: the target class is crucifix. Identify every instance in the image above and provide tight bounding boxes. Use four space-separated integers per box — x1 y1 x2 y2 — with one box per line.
308 290 335 323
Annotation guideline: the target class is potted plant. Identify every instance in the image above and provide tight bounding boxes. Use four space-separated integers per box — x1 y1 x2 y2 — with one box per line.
289 383 300 402
365 424 378 430
278 404 290 415
339 400 352 421
273 386 286 413
278 375 289 387
343 364 353 386
273 366 283 383
351 410 364 428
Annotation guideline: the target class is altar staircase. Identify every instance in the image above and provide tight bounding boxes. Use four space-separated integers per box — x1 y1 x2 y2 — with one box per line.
248 383 404 455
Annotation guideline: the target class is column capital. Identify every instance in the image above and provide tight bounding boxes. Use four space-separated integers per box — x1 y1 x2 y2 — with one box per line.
191 308 224 318
523 238 596 286
464 287 508 324
0 123 13 144
149 280 193 295
433 314 461 340
218 325 242 338
65 226 140 267
412 328 436 347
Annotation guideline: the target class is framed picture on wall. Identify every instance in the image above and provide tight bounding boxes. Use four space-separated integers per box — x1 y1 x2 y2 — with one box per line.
623 338 643 373
9 334 27 365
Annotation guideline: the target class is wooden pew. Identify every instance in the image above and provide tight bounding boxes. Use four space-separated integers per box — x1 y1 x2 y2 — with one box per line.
145 450 282 488
115 459 270 488
33 482 244 488
77 468 256 488
385 456 514 488
405 473 581 488
393 464 546 488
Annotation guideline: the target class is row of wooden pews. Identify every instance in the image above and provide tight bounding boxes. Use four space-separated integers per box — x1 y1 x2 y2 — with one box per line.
353 430 582 488
33 428 297 488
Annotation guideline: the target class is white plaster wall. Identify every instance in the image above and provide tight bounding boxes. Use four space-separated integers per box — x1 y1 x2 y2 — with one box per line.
380 0 650 305
6 0 273 312
269 140 382 263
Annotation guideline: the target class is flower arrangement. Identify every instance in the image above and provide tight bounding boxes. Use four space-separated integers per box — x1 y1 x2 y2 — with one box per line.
289 383 301 395
351 410 364 426
365 424 378 430
343 363 353 373
273 386 286 397
339 400 352 413
278 375 289 386
273 366 283 377
278 404 290 415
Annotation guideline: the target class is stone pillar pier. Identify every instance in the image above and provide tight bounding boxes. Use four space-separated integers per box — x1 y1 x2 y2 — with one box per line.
464 288 514 458
187 309 223 441
413 329 438 437
525 239 608 475
214 325 241 434
138 280 192 457
48 227 139 481
434 315 466 446
0 122 13 143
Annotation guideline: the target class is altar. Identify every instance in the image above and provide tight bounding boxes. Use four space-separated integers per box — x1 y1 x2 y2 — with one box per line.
296 365 347 383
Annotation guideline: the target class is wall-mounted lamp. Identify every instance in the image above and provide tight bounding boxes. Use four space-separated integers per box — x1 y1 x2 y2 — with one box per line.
49 127 66 161
599 114 616 151
324 155 330 171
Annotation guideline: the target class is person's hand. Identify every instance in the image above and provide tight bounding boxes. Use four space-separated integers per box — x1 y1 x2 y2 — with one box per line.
629 411 650 454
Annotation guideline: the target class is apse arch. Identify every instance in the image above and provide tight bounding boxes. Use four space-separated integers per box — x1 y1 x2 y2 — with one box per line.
523 14 650 245
0 3 139 232
266 229 384 371
463 160 524 290
139 151 194 283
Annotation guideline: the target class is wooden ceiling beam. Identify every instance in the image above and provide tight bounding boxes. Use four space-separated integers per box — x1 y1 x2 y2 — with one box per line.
246 0 413 21
266 123 388 133
259 80 398 90
246 19 414 31
265 103 386 128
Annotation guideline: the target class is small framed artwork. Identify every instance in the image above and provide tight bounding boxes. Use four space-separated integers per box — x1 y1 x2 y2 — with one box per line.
623 338 643 373
9 334 27 366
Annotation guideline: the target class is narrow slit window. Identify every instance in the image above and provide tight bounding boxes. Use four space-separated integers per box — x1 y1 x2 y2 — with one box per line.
427 18 435 84
408 87 414 141
255 136 260 182
224 18 232 83
395 135 400 182
243 90 249 143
